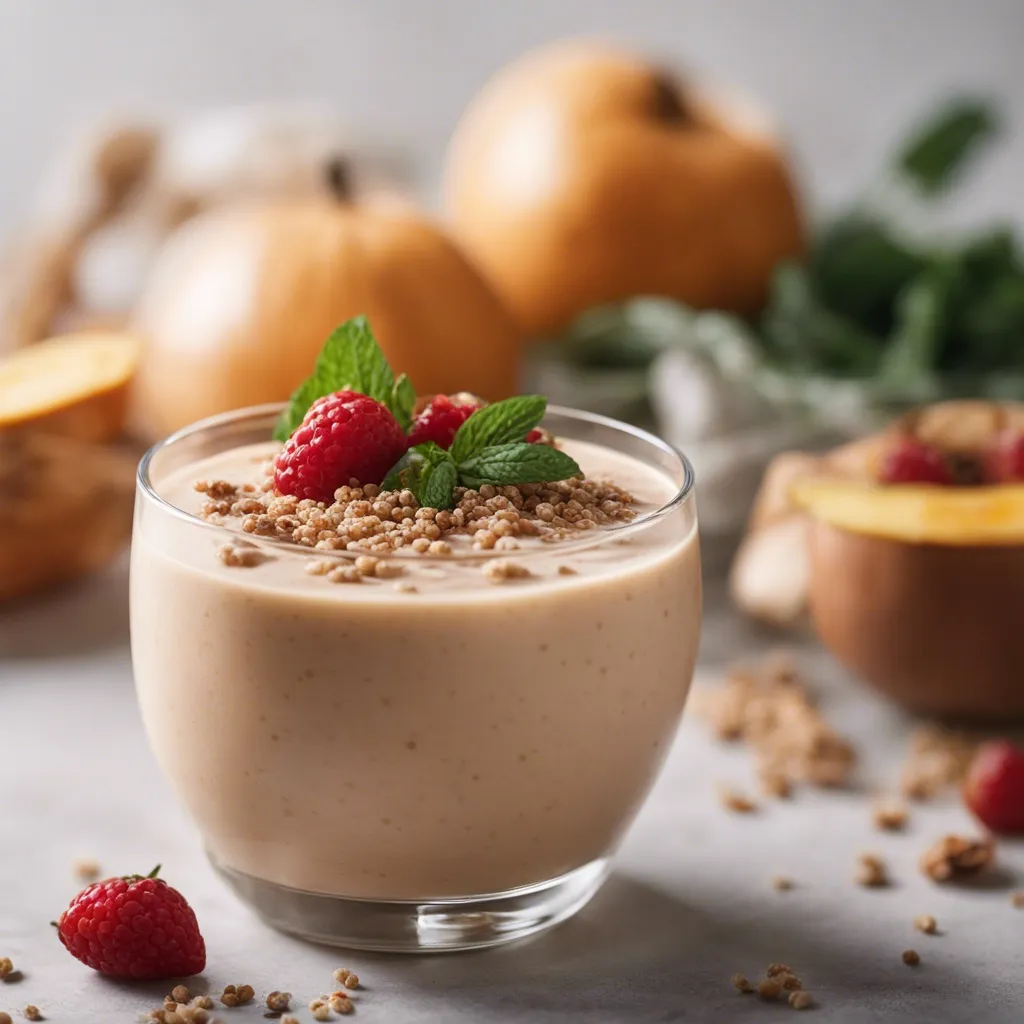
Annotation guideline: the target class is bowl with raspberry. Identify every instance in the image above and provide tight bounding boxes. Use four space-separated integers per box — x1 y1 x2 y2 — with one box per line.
130 317 701 951
788 400 1024 721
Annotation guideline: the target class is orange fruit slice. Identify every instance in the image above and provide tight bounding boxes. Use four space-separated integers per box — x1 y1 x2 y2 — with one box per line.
790 478 1024 546
0 332 140 442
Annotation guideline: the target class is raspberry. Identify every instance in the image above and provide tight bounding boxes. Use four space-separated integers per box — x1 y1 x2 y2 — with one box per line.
983 431 1024 483
407 394 483 449
963 741 1024 835
274 391 408 501
878 439 954 485
55 868 205 979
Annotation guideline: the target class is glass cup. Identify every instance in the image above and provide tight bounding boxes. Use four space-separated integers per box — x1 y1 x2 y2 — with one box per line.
131 404 701 952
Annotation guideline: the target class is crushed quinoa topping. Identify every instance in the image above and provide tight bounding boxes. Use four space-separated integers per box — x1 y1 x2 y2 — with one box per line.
919 834 995 882
693 651 856 793
196 471 637 562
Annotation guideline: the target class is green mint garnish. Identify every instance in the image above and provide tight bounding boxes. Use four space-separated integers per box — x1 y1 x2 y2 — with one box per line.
274 315 402 441
450 395 547 463
391 373 416 432
276 316 582 509
457 443 581 490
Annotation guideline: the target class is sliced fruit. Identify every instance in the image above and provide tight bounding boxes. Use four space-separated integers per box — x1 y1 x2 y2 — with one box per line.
0 331 140 442
791 478 1024 546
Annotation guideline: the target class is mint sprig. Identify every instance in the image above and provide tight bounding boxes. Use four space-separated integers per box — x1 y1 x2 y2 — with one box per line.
450 395 547 463
275 316 582 509
383 397 581 508
274 316 406 440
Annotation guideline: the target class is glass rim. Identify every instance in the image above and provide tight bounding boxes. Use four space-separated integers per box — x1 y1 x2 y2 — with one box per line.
137 402 696 562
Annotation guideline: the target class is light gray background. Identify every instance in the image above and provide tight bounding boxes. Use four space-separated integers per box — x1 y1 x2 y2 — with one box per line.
0 0 1022 235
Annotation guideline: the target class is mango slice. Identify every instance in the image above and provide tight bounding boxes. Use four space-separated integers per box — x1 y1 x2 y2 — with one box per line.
0 332 140 442
791 478 1024 546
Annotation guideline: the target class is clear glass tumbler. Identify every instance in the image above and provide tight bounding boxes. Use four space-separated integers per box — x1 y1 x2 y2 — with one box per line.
131 405 700 951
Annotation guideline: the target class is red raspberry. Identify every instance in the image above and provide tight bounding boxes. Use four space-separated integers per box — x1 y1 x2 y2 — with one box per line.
878 439 954 485
55 867 206 979
963 740 1024 835
984 431 1024 483
407 394 483 450
274 390 408 501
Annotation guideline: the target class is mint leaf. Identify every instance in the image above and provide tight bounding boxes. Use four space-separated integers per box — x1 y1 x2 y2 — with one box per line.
457 442 581 489
420 457 457 509
273 316 397 441
383 442 457 509
381 449 417 492
450 396 547 463
392 373 416 431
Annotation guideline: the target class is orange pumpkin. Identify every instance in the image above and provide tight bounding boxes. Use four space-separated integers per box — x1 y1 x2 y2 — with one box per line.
444 40 805 336
130 192 523 439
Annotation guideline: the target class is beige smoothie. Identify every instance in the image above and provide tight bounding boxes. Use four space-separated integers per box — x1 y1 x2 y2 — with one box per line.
131 433 701 900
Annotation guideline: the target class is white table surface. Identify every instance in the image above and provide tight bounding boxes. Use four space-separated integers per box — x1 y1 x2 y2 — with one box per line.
2 543 1022 1024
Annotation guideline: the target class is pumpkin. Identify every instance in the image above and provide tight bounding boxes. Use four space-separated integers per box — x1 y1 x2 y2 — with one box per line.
130 189 523 439
443 40 805 336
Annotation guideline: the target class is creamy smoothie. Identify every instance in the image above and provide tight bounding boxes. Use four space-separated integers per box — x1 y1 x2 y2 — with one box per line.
131 418 700 902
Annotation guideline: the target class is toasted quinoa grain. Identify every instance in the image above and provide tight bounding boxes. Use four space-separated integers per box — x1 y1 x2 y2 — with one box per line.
873 800 909 832
854 853 889 888
266 991 291 1012
718 786 757 814
902 949 920 966
789 991 814 1009
757 979 783 1000
914 914 938 935
731 973 753 993
22 1007 41 1022
1012 891 1024 909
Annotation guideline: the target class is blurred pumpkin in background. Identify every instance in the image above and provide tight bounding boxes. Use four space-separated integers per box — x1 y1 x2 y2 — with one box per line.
129 172 523 439
443 40 805 337
0 104 412 352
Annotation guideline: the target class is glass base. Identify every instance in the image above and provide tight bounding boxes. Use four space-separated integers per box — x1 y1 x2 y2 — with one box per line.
210 856 610 953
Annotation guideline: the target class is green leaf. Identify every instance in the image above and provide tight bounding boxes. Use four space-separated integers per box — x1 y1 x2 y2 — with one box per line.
391 373 416 431
457 442 581 489
895 98 1001 195
420 457 457 510
383 443 457 509
877 269 950 390
273 316 396 441
451 396 547 463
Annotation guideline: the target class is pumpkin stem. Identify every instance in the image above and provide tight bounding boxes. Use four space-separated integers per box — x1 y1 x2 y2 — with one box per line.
651 70 691 124
325 156 352 201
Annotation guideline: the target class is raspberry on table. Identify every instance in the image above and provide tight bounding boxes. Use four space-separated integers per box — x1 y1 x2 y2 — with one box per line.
407 394 483 449
878 439 954 485
274 391 408 502
55 868 206 979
